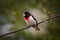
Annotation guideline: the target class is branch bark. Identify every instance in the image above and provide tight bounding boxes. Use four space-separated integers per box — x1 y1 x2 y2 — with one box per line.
0 15 60 38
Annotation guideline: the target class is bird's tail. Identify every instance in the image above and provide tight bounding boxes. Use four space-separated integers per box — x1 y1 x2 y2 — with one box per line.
35 25 40 31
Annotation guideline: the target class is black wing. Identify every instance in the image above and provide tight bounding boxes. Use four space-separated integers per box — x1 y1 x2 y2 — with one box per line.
31 15 40 31
31 15 38 24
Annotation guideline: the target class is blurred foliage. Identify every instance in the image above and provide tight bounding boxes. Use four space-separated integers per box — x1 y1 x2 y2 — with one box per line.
0 0 60 40
41 0 60 14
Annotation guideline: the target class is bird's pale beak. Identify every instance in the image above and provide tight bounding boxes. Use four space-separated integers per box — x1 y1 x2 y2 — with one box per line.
23 13 25 16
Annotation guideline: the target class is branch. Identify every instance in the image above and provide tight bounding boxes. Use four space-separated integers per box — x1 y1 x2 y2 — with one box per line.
0 15 60 38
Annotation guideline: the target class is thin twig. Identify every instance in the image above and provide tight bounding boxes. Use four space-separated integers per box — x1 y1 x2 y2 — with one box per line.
0 26 30 38
0 15 60 38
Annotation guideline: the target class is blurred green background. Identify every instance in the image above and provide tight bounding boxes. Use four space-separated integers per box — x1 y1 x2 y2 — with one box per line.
0 0 60 40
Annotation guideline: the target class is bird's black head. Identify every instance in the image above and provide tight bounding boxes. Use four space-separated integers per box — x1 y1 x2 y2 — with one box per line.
23 11 31 17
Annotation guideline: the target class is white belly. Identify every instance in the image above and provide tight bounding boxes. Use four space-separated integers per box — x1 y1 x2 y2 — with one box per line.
25 16 36 26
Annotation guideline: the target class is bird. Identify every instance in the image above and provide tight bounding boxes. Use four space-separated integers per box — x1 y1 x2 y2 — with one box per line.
23 11 40 31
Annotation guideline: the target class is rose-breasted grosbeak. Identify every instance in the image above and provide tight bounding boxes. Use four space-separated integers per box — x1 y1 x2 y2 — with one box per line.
23 11 40 31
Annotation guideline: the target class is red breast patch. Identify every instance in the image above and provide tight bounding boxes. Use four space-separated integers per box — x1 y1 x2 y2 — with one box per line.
24 16 30 21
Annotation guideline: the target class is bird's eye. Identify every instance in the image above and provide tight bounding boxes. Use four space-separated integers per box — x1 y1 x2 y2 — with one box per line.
23 14 25 16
